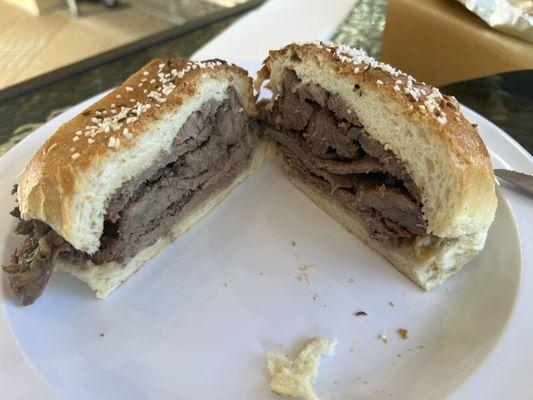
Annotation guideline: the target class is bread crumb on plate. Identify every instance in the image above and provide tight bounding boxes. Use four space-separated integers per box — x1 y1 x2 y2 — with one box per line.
267 337 337 400
296 264 314 285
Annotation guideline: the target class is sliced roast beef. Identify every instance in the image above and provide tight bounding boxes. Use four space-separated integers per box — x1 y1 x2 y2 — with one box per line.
356 185 426 235
94 86 256 264
296 83 329 107
358 133 419 200
96 133 256 264
305 109 359 159
267 126 379 176
4 211 72 305
281 69 301 95
264 69 427 247
279 93 314 132
327 93 363 127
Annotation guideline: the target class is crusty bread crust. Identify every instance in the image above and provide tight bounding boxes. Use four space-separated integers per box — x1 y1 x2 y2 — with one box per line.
17 59 256 253
256 42 497 239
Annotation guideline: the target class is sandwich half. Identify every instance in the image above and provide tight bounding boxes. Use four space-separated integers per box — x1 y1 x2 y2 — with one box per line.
3 58 266 305
256 42 497 290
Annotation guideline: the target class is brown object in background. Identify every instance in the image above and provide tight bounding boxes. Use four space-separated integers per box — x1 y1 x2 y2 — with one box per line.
381 0 533 86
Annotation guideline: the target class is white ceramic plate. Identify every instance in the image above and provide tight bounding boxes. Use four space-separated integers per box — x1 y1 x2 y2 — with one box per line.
0 86 531 399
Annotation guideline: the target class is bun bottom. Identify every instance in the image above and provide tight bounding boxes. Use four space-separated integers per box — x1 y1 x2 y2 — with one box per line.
56 142 268 298
283 165 488 290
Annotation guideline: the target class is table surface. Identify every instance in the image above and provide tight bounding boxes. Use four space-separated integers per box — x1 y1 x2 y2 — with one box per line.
0 0 531 158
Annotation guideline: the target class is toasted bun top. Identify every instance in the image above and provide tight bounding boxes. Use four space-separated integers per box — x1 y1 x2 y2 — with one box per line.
18 58 256 253
257 42 497 238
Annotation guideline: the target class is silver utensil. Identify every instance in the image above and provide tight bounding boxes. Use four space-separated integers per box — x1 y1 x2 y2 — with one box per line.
494 169 533 196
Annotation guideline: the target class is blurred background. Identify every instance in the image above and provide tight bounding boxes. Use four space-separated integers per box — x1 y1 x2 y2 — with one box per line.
0 0 252 90
0 0 531 156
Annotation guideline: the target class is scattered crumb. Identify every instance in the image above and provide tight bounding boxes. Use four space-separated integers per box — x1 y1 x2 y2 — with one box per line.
296 264 314 285
389 301 395 307
267 337 337 400
312 293 319 301
349 347 355 353
353 311 368 317
290 240 296 247
378 334 388 344
99 333 104 337
418 345 424 349
396 354 402 357
259 272 265 276
320 303 327 308
407 348 412 352
347 278 354 283
363 380 369 385
398 328 409 339
223 282 229 287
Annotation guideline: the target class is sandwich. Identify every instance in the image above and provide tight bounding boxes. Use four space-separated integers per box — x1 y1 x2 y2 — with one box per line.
3 58 265 305
256 42 497 290
3 43 497 306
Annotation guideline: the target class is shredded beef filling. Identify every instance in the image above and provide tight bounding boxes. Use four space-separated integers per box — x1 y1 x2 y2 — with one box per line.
3 87 257 305
261 69 427 248
3 207 71 305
